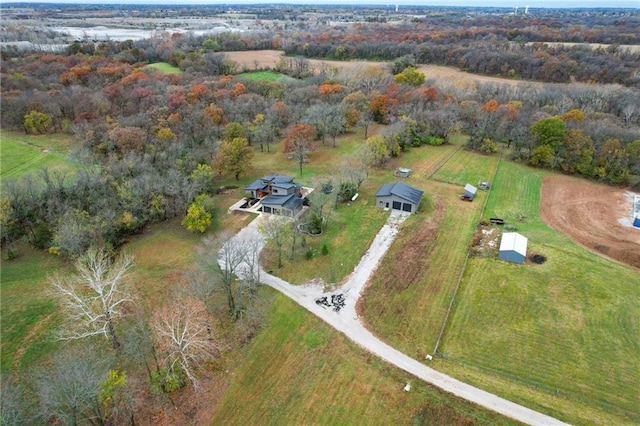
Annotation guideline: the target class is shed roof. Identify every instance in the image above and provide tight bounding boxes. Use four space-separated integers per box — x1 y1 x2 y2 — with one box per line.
499 232 528 256
376 181 424 205
464 183 478 195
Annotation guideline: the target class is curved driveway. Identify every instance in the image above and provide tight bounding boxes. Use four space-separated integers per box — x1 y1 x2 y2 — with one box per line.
229 212 569 426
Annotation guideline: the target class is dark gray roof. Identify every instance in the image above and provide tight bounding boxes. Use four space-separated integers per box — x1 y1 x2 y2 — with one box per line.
274 182 296 190
261 194 292 206
284 195 304 210
263 174 294 184
376 181 424 205
245 179 267 191
375 183 395 198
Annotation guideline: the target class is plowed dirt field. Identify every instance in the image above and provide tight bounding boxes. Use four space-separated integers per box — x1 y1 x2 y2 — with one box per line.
539 175 640 269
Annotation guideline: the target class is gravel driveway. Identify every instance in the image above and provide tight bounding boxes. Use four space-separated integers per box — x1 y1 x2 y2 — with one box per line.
227 212 569 426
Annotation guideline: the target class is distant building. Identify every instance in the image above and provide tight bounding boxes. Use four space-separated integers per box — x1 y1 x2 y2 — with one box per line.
375 181 423 214
498 232 528 264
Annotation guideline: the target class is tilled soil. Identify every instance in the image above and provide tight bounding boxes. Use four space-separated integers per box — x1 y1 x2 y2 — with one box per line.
539 175 640 269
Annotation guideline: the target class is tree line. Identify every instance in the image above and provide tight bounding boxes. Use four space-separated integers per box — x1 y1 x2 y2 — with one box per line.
2 43 640 257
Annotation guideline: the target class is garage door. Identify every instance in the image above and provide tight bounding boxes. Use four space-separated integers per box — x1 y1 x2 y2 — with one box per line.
402 203 412 212
392 201 401 210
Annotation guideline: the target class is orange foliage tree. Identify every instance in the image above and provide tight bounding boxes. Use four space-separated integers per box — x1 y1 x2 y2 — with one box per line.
283 123 316 175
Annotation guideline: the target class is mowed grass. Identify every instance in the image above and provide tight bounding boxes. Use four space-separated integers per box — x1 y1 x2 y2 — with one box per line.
430 149 499 186
146 62 182 74
438 161 640 425
0 244 69 372
1 130 78 178
212 293 518 426
362 178 485 355
238 71 298 84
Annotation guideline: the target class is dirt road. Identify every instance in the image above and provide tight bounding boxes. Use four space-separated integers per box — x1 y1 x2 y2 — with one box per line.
227 212 569 426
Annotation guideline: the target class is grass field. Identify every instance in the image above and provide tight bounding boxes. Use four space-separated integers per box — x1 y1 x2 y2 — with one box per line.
145 62 182 74
211 293 518 425
438 161 640 425
238 71 298 84
430 149 500 186
363 156 640 425
0 130 78 178
0 244 69 372
361 178 485 355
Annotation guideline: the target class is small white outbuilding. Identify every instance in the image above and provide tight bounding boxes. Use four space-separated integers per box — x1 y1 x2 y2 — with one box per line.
498 232 528 264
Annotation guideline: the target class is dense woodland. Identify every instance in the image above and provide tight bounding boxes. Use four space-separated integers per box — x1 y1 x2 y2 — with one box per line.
1 5 640 423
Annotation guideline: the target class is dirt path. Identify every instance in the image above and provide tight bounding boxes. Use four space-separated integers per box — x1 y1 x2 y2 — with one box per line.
227 213 568 426
540 175 640 269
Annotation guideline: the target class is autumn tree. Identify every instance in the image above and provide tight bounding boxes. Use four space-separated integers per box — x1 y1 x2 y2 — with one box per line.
222 121 247 143
49 247 135 349
182 194 213 233
283 123 316 175
558 129 594 175
394 66 426 87
366 135 391 167
23 110 52 134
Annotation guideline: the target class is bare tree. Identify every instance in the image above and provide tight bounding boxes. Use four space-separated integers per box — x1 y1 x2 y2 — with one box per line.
32 345 112 426
49 247 134 349
197 231 263 318
259 216 290 268
152 298 219 390
1 374 32 426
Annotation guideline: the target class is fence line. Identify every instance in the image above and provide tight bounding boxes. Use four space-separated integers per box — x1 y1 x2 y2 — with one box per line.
432 154 503 355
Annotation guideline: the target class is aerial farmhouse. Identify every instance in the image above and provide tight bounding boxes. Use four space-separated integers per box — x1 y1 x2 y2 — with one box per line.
244 174 305 217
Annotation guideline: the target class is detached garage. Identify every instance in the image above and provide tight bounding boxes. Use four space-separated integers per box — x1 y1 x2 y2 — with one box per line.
499 232 528 264
375 181 424 214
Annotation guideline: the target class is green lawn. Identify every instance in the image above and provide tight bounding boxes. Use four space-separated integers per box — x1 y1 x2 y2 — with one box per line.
430 149 500 186
145 62 182 74
0 130 78 178
211 293 518 426
238 71 298 84
0 244 69 372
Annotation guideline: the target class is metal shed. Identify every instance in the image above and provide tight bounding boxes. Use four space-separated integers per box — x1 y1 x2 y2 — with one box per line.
498 232 528 264
395 167 412 178
464 183 478 200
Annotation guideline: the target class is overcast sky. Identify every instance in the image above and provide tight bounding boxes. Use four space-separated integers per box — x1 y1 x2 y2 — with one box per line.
4 0 639 7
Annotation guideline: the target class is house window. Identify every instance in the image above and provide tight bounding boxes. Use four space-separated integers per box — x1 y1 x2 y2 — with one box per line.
402 203 412 212
392 201 401 210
